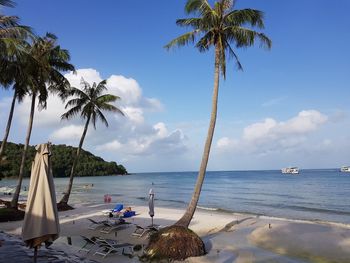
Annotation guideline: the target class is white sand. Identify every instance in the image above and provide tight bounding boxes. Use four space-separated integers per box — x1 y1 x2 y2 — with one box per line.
1 202 350 262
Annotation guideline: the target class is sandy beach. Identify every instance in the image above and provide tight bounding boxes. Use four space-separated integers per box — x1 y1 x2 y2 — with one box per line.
1 201 350 262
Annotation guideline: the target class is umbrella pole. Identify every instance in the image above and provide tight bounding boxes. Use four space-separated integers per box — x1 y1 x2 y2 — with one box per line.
151 216 153 227
33 246 37 263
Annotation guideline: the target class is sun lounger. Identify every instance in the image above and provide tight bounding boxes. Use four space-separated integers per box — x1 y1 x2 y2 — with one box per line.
93 238 133 258
101 203 124 215
100 218 130 234
131 224 159 238
87 218 109 230
78 236 99 253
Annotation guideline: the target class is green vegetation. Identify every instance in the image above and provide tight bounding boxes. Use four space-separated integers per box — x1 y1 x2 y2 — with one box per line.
0 141 127 179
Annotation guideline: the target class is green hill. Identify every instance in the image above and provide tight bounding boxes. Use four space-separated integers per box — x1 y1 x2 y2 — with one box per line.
0 142 127 179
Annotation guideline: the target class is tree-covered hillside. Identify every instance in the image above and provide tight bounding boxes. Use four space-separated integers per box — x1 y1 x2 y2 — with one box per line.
0 142 127 179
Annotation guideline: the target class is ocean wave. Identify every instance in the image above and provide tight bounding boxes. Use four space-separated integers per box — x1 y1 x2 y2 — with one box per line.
259 215 350 229
284 205 350 216
197 206 237 214
243 201 350 216
194 205 350 228
157 198 186 204
197 206 219 211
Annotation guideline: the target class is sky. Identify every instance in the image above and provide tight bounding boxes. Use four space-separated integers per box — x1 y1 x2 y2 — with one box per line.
0 0 350 173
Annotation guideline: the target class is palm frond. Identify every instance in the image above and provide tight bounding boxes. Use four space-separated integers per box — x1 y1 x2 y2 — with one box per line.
176 18 203 29
61 104 82 120
165 30 199 50
225 26 272 49
94 80 107 96
64 98 84 109
224 9 265 28
185 0 212 16
66 87 89 101
0 0 15 7
96 94 119 104
81 102 94 119
0 15 33 40
195 30 214 52
166 0 271 77
96 108 109 127
90 110 97 129
13 82 28 102
225 39 243 71
80 78 91 93
61 79 124 129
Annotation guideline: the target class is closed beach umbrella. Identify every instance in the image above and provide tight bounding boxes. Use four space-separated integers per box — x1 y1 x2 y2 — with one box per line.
148 188 155 226
22 143 59 262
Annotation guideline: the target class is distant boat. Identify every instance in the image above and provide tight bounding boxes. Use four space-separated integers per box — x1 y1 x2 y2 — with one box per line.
281 167 299 174
340 166 350 173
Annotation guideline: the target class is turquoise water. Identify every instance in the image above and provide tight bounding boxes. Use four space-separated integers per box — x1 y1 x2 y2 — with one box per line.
1 169 350 224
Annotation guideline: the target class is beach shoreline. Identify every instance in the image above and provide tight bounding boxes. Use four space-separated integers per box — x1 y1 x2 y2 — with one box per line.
1 201 350 262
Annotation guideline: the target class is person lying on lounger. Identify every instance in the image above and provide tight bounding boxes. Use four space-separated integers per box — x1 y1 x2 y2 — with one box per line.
110 207 136 218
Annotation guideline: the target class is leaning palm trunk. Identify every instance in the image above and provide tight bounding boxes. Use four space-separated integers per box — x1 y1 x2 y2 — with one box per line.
59 115 90 204
176 46 220 228
11 93 36 208
0 91 16 160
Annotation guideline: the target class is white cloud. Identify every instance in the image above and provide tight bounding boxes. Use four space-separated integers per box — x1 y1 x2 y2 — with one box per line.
122 107 144 124
64 68 102 88
154 122 168 138
0 68 187 172
96 122 187 157
217 137 238 150
50 125 84 141
107 75 141 105
243 110 327 144
96 140 122 151
216 110 328 154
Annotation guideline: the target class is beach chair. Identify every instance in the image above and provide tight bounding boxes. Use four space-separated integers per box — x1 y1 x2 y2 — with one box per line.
78 236 99 253
87 218 109 230
100 218 130 234
131 224 159 238
93 238 133 258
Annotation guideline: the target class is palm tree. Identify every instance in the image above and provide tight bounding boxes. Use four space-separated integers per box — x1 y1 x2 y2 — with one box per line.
0 0 33 160
165 0 271 228
145 1 271 260
10 33 74 208
58 79 123 207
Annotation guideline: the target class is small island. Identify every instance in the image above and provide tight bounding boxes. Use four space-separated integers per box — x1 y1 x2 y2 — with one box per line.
0 142 127 179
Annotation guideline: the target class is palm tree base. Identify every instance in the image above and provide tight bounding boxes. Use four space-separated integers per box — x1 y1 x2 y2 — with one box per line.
57 201 74 211
143 225 206 261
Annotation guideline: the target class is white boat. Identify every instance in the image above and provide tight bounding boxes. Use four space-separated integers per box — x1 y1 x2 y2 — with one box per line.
340 166 350 173
281 167 299 174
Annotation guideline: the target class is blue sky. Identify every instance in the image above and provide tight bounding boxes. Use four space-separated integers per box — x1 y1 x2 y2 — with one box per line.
1 0 350 172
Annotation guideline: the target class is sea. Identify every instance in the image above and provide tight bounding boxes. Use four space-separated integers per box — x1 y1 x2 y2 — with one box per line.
1 169 350 225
